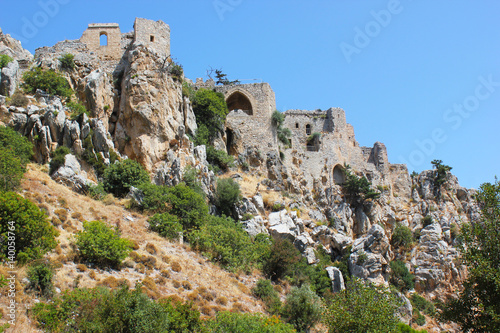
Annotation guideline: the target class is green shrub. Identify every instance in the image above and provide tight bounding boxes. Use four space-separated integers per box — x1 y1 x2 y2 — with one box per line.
392 224 414 249
102 159 150 198
263 238 302 281
206 146 234 171
389 260 415 292
431 159 452 189
58 53 75 70
32 285 170 333
67 101 89 120
81 129 107 177
76 220 132 269
324 278 402 333
159 297 205 333
397 322 428 333
182 81 195 100
27 260 55 297
422 215 433 228
206 311 296 333
49 146 70 175
410 293 436 317
0 54 13 69
414 309 426 326
343 166 380 204
271 110 285 126
169 62 183 81
0 126 33 166
22 67 72 97
188 215 257 272
87 182 107 200
163 183 209 230
9 91 29 107
272 110 292 146
0 192 58 264
182 165 205 198
0 146 24 192
192 89 228 144
214 177 240 217
281 284 323 332
148 212 182 241
252 279 282 314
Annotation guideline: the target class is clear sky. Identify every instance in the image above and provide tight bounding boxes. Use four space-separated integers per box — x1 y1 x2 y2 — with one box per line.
1 0 499 189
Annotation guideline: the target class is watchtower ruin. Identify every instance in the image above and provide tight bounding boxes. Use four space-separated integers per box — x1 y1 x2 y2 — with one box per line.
79 23 122 60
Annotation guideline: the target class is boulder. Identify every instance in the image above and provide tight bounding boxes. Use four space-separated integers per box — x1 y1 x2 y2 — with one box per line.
0 60 19 96
326 266 345 292
241 216 268 237
269 223 296 243
52 154 95 193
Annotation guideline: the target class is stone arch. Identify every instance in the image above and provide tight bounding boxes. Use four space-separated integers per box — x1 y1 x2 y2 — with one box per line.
100 32 108 46
226 90 254 115
333 164 346 185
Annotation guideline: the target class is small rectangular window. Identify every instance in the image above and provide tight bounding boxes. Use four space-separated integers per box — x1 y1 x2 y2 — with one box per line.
150 35 155 42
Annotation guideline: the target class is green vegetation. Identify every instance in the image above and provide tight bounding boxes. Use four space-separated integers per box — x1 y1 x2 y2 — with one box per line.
67 101 90 120
102 159 150 198
0 125 34 166
324 278 402 333
206 311 295 333
391 224 414 249
214 177 240 217
0 54 13 69
58 53 75 70
213 68 240 86
397 323 428 333
169 62 183 81
192 88 228 144
440 179 500 331
182 81 195 99
252 279 282 314
263 238 301 281
410 293 436 325
75 220 132 269
206 145 234 172
272 110 292 147
0 146 24 192
343 166 380 205
281 284 323 332
0 192 58 264
389 260 415 292
49 145 71 175
8 91 29 107
27 260 55 297
22 67 73 98
422 215 433 228
431 159 452 188
148 212 182 241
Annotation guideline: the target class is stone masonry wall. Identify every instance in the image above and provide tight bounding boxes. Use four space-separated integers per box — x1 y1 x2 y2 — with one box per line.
79 23 122 60
134 18 170 56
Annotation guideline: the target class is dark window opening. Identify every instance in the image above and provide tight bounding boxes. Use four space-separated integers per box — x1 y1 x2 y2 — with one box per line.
100 32 108 46
150 35 155 42
226 128 235 155
226 91 253 115
306 124 311 135
295 123 299 129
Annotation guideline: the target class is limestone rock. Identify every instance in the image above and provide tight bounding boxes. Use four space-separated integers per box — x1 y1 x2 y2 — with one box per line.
326 266 345 292
52 154 95 193
0 60 19 96
304 247 318 265
241 216 268 237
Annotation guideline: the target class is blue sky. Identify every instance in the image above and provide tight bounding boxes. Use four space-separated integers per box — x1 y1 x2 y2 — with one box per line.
1 0 499 189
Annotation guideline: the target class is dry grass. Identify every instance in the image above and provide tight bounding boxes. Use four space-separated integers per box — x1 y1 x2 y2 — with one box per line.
14 164 266 332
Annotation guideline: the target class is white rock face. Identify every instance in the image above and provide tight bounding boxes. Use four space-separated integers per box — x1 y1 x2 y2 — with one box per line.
52 154 95 193
326 266 345 292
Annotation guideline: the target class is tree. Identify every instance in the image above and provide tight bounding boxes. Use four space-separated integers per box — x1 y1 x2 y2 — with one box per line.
281 284 323 332
102 159 150 198
192 89 228 144
431 159 452 192
58 53 75 70
22 67 73 97
76 220 132 269
214 177 240 217
440 179 500 332
324 278 402 333
0 192 58 264
343 166 380 205
207 67 240 86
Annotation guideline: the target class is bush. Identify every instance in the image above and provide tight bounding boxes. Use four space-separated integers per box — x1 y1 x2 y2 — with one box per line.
163 183 209 230
32 285 170 333
159 297 205 333
148 212 182 241
272 110 292 146
81 129 108 177
343 166 380 204
214 177 240 217
182 165 205 198
397 322 428 333
58 53 74 70
87 182 107 200
76 220 132 269
169 62 183 81
410 293 436 317
431 159 452 189
49 146 70 175
324 278 402 332
252 279 281 314
27 260 54 297
389 260 415 292
188 215 257 272
392 224 414 249
206 145 234 171
67 101 89 120
0 54 13 69
22 67 72 97
281 284 323 332
0 146 24 192
0 192 58 264
206 311 296 333
9 91 29 107
0 125 33 166
102 159 150 198
192 89 228 144
422 215 433 228
263 238 301 281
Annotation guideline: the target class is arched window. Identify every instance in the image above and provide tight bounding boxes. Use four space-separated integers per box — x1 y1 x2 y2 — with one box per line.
306 124 311 135
333 165 346 185
100 32 108 46
295 123 299 129
226 91 253 115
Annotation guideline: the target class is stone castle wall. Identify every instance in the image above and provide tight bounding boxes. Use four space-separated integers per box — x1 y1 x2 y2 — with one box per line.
134 18 170 56
79 23 122 60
